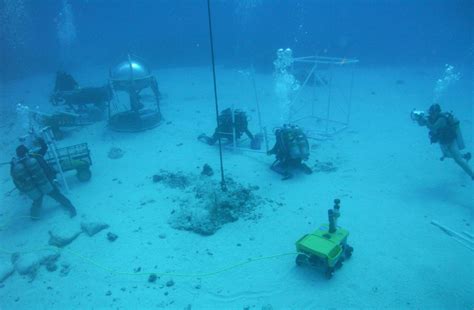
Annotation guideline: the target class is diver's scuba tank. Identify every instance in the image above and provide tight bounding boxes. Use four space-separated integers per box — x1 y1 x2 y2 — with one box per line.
295 128 309 160
453 118 465 150
11 156 54 200
234 110 248 131
287 127 301 159
444 112 465 150
11 158 42 200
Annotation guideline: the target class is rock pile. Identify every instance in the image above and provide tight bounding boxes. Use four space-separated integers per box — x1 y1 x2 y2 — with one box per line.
158 170 261 235
1 220 111 283
152 170 191 189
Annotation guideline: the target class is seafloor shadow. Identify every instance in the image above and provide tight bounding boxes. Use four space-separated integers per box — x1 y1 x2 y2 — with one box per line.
413 182 473 211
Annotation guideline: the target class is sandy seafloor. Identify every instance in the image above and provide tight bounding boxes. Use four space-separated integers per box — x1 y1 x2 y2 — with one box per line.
0 64 473 309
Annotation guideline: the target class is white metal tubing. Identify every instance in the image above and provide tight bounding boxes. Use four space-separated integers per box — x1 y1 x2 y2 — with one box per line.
43 128 69 193
250 67 264 136
291 116 348 126
289 62 318 121
289 53 357 139
293 55 359 62
347 66 355 124
294 60 358 65
325 66 334 134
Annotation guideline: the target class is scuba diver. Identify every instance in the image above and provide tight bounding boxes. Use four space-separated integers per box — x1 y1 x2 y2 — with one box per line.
10 137 77 219
198 108 262 149
412 103 473 180
54 71 79 92
267 124 312 180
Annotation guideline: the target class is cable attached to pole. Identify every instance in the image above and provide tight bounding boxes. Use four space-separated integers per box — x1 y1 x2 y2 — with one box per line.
206 0 226 191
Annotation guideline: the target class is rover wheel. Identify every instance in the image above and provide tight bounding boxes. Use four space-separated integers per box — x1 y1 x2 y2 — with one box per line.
345 245 354 259
308 255 321 267
76 168 92 182
325 267 334 279
295 254 307 266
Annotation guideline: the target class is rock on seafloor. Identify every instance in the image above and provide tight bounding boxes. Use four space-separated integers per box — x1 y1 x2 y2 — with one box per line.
48 227 82 248
11 249 60 279
108 147 125 159
81 221 110 237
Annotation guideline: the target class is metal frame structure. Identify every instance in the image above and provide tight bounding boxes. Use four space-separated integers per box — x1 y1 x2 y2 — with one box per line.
288 55 358 140
108 54 162 132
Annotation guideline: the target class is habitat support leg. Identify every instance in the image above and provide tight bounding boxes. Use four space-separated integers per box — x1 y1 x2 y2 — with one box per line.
150 77 161 117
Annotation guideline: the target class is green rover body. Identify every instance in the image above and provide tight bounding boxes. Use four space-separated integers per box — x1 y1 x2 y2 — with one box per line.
295 199 353 279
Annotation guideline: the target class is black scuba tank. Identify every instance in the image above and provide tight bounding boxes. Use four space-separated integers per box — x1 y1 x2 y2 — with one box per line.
11 156 54 200
287 130 301 159
438 113 458 145
296 131 309 160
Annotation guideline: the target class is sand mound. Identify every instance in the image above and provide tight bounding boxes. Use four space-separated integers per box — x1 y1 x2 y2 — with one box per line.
155 170 261 235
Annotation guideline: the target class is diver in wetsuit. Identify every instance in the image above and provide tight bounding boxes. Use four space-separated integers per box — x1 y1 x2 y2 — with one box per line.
267 124 312 180
54 71 79 92
51 71 112 109
412 103 473 180
10 137 77 219
198 108 261 149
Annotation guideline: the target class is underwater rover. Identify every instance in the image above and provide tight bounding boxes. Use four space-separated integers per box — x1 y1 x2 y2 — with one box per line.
295 199 353 279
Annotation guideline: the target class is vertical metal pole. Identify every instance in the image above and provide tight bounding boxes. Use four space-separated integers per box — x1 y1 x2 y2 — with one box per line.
312 56 317 118
207 0 226 190
150 77 162 116
346 65 355 124
325 65 333 134
312 68 316 117
231 106 237 150
107 81 113 121
43 129 69 192
251 66 264 136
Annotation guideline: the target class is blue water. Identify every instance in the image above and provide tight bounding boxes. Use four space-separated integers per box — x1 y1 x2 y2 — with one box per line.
1 0 472 80
1 1 473 309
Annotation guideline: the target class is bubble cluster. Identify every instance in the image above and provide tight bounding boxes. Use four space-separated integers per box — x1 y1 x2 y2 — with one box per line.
273 48 300 122
56 0 77 47
16 102 31 132
15 103 40 136
434 64 460 101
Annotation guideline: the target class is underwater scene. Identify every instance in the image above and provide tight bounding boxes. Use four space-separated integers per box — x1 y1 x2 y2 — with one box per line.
0 0 473 309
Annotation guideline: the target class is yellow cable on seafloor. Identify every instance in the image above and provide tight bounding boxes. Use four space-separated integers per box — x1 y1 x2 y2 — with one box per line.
0 244 298 278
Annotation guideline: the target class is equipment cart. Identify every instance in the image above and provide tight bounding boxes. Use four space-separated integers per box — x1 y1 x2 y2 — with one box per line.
45 143 92 182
